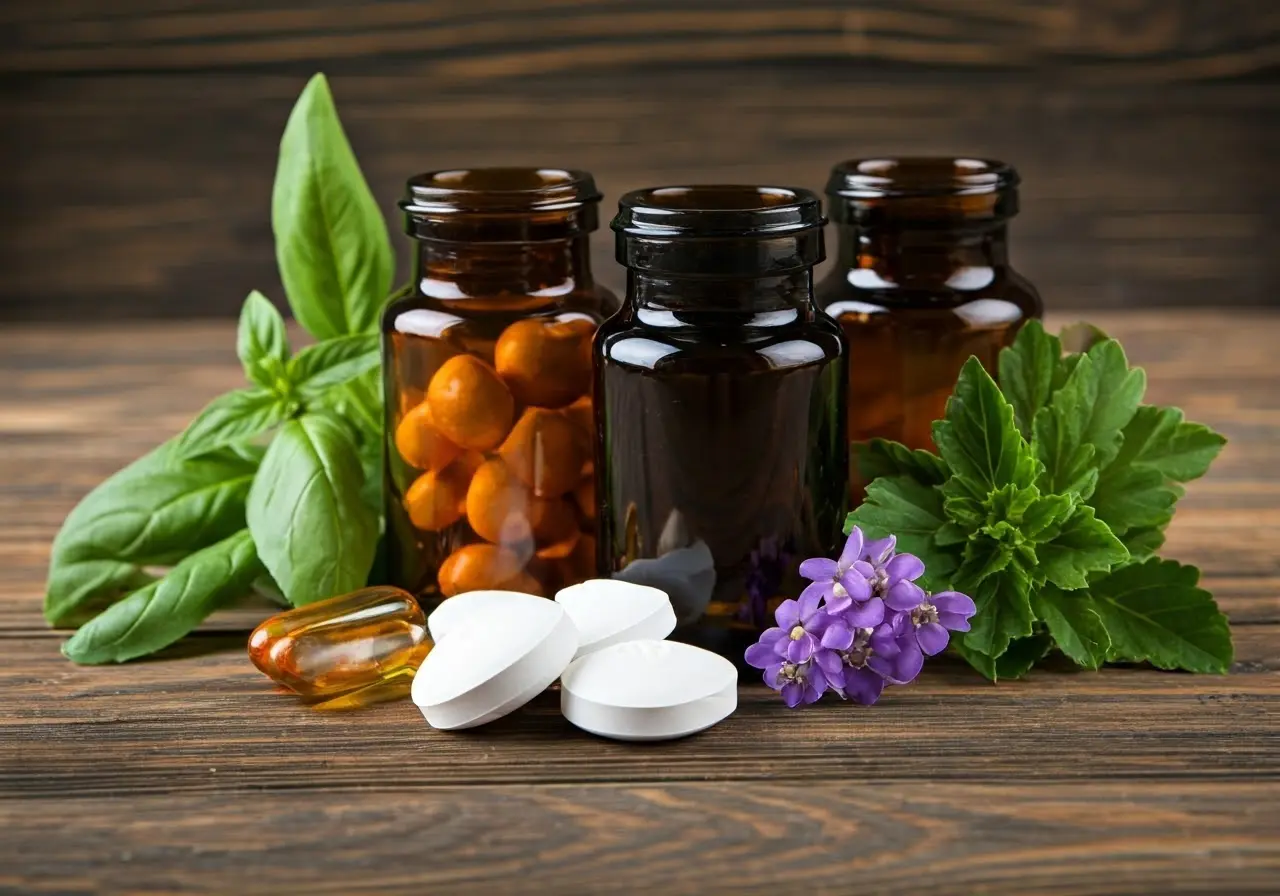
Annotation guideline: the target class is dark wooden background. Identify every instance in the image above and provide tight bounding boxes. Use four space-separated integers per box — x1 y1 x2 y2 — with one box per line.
0 0 1278 322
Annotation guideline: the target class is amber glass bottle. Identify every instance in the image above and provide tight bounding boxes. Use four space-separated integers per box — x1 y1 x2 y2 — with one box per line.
816 158 1042 465
383 168 617 603
597 186 847 659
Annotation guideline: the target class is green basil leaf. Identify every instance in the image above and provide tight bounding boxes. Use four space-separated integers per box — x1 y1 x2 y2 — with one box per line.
1032 586 1110 669
958 560 1035 658
845 475 957 590
1089 558 1232 673
1090 465 1179 535
952 631 1051 681
62 530 261 664
932 358 1031 491
855 438 948 486
998 320 1061 438
45 441 260 627
289 333 380 396
312 365 383 444
176 388 291 460
272 73 393 341
237 290 290 391
247 414 377 606
1037 504 1128 591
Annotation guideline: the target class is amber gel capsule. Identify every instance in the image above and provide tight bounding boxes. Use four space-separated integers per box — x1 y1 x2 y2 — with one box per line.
248 586 432 709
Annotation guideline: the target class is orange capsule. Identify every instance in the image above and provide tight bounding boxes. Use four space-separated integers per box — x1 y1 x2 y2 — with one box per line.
404 470 464 532
437 543 524 597
395 402 461 472
498 407 586 498
531 496 581 559
494 315 595 409
562 394 594 438
247 586 431 706
497 570 546 597
465 457 534 546
426 354 515 452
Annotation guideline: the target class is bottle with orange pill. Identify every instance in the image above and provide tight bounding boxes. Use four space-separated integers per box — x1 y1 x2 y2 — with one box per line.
382 168 618 604
247 586 431 709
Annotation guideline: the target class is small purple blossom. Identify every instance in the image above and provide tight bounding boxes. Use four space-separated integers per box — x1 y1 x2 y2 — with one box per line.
745 526 973 708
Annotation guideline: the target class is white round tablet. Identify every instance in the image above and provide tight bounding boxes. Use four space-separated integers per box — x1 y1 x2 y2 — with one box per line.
560 640 737 741
554 579 676 658
426 590 546 643
412 596 578 730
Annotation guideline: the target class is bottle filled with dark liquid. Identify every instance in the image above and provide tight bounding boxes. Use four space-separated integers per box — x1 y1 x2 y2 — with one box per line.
596 186 848 659
816 158 1042 481
382 168 617 603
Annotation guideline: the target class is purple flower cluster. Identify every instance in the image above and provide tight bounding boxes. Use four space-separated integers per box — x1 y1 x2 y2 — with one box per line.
745 527 976 707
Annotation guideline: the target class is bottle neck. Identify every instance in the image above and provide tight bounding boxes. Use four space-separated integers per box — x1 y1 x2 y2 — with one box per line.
627 269 816 316
834 223 1010 289
412 236 594 301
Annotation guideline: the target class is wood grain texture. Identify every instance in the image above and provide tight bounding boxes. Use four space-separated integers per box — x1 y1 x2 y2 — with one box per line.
2 0 1277 78
0 311 1277 893
4 785 1279 895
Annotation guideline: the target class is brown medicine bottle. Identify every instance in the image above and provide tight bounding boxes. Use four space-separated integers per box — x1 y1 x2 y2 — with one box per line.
816 158 1042 468
382 168 617 603
597 186 848 660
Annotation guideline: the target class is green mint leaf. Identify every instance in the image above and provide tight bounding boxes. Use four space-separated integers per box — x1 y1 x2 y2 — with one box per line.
845 476 957 590
953 631 1052 681
1022 492 1075 541
1107 405 1226 484
958 561 1035 657
855 438 948 487
998 320 1061 438
44 441 260 627
1033 585 1110 669
954 534 1013 591
288 333 381 396
1032 405 1099 498
1090 465 1179 536
1120 525 1167 559
273 73 393 341
247 414 378 606
1037 504 1129 591
237 290 290 391
62 530 261 664
1090 558 1233 673
177 388 291 460
932 358 1027 491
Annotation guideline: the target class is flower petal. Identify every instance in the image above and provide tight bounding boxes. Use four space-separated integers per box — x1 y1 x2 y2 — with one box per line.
870 638 923 685
774 598 801 630
846 597 885 629
938 612 972 633
932 591 977 618
781 681 804 708
786 633 815 663
845 667 885 705
745 641 781 669
806 662 828 698
884 552 925 585
863 535 896 565
814 646 844 677
885 580 925 612
870 621 902 657
764 662 785 689
797 587 824 621
798 580 833 607
851 560 876 579
798 557 838 582
838 571 872 603
837 528 864 573
917 621 950 656
821 620 855 651
758 627 788 649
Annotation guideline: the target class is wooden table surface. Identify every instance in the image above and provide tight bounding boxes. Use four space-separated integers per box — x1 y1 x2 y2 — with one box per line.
1 311 1277 894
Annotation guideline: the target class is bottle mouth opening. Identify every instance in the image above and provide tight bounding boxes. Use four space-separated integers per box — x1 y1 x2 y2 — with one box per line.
826 157 1018 200
613 185 825 238
403 167 601 214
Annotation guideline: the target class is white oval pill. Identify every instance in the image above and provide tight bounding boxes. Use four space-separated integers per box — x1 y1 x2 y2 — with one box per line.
560 639 737 741
412 596 578 730
554 579 676 659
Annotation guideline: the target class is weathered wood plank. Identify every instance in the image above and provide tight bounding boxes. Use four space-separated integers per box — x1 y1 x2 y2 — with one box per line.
0 72 1277 320
3 783 1279 895
2 0 1276 77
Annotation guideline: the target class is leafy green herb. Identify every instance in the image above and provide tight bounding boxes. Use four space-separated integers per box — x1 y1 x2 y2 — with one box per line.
63 530 262 664
847 320 1230 679
247 414 377 606
45 72 397 662
272 73 393 341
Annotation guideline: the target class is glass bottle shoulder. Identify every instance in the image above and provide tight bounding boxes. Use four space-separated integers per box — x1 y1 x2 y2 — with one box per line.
815 266 1042 329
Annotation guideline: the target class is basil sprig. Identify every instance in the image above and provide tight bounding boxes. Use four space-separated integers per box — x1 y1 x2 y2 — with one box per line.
847 321 1230 679
44 73 391 662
